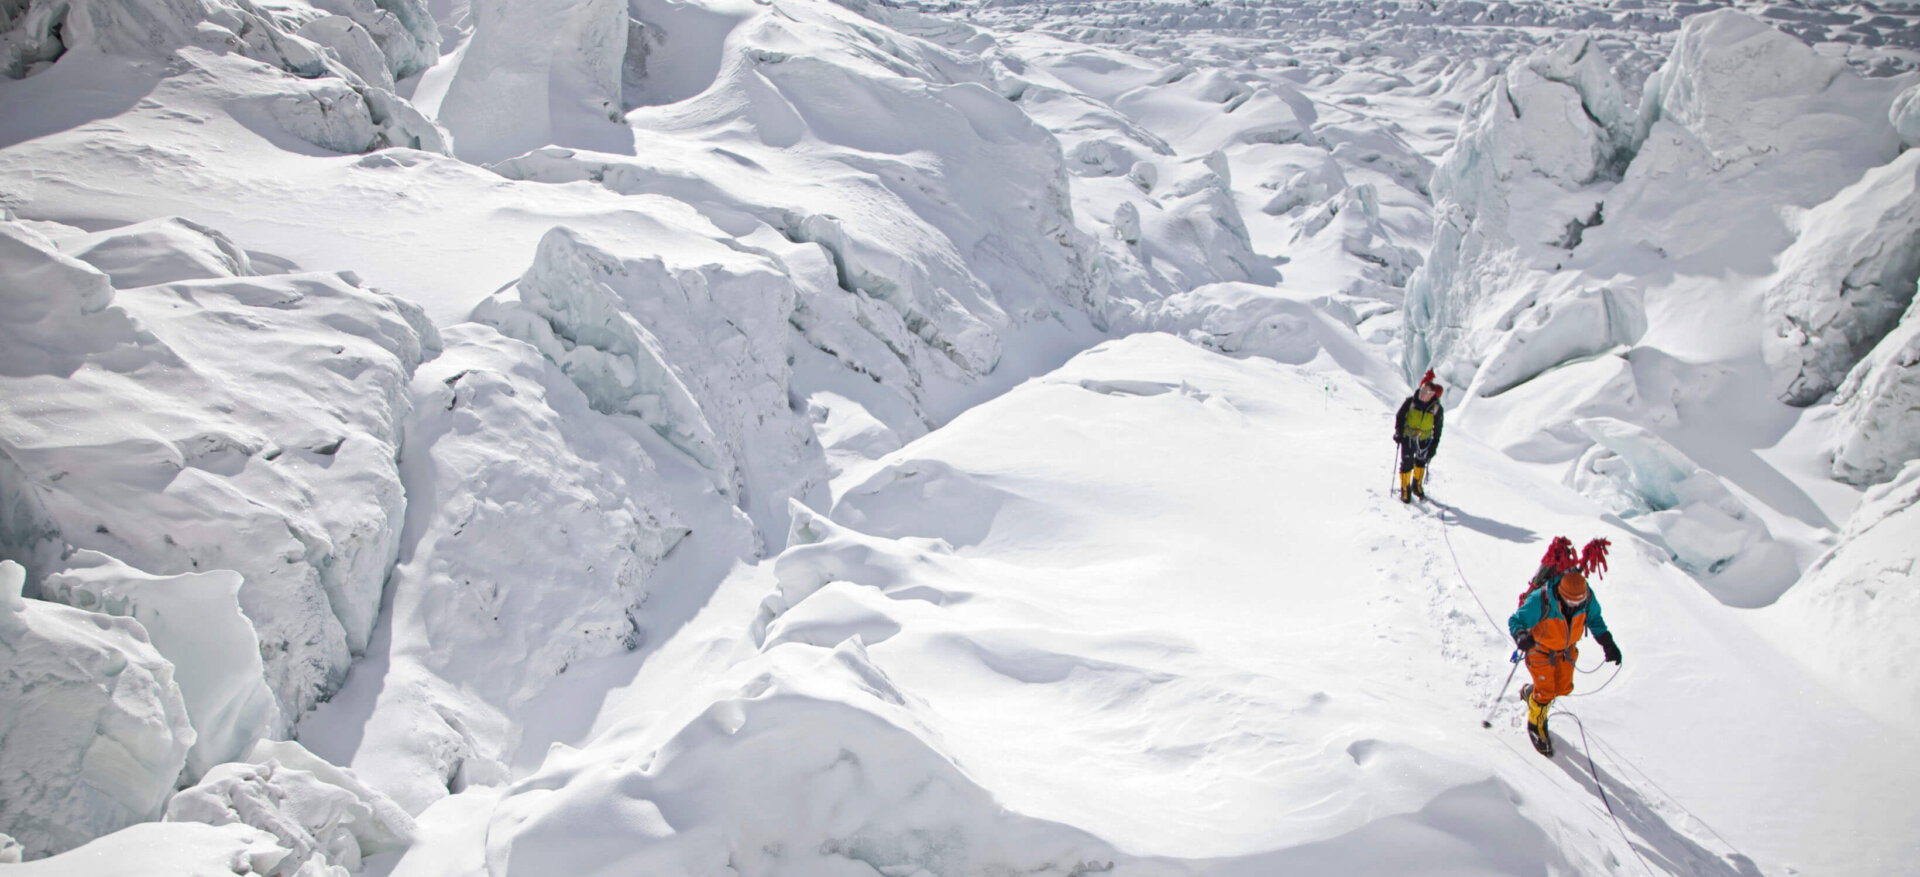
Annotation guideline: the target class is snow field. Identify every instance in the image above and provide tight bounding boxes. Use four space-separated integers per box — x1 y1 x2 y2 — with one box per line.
2 0 1918 873
397 334 1915 877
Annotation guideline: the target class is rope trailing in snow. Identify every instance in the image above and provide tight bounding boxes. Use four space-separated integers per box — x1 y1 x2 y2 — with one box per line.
1558 711 1660 877
1430 501 1507 636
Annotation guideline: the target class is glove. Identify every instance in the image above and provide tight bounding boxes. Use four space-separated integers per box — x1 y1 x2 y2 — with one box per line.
1514 631 1536 652
1595 631 1621 665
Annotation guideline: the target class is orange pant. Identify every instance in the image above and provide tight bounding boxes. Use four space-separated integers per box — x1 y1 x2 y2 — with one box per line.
1525 646 1578 705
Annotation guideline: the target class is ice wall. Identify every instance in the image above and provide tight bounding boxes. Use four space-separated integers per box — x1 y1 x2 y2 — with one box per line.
1831 285 1920 487
0 0 449 154
0 218 437 720
335 325 696 812
0 561 194 860
433 0 630 163
41 551 281 781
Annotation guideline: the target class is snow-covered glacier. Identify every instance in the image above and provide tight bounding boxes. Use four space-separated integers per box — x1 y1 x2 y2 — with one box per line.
3 0 1919 874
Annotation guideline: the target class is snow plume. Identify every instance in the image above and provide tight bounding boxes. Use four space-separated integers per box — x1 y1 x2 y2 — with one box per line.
0 217 438 720
0 560 194 860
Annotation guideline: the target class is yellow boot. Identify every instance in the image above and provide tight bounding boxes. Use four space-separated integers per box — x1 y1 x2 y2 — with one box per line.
1398 471 1412 503
1524 689 1554 757
1411 466 1427 499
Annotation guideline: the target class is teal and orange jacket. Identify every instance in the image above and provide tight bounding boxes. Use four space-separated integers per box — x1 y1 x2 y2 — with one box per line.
1509 585 1609 651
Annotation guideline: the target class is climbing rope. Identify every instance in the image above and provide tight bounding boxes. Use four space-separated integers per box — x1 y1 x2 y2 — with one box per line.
1558 711 1659 877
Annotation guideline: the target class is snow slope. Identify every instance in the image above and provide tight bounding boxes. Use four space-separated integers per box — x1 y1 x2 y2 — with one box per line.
397 333 1914 877
4 0 1919 873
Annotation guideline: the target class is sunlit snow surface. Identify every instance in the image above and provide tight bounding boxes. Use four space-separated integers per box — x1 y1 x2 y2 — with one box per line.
2 0 1917 875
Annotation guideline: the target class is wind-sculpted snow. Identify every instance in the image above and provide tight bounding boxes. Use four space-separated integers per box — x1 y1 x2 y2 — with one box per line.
0 218 437 720
416 333 1920 877
321 325 694 813
1755 460 1920 729
41 551 280 782
165 739 416 876
0 561 194 860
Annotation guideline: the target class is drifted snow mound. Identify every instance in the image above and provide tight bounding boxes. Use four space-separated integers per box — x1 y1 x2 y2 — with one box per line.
1831 285 1920 486
1763 149 1920 406
1404 33 1635 392
1567 417 1794 606
1144 281 1405 395
3 821 293 877
1756 461 1920 728
432 0 629 163
474 224 818 541
165 739 415 876
0 0 448 154
0 561 193 860
336 325 691 813
0 218 438 720
41 550 280 781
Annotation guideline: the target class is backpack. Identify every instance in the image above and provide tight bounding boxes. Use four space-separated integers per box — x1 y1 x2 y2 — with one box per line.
1518 536 1610 607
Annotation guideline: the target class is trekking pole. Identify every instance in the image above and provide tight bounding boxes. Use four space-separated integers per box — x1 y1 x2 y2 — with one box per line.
1480 651 1522 728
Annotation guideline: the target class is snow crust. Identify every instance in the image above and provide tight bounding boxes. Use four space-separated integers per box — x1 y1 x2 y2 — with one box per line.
0 560 194 860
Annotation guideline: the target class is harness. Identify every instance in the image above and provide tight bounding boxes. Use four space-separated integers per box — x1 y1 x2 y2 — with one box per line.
1529 590 1588 664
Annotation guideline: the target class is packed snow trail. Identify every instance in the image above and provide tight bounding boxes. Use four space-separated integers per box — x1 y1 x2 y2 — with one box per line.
385 333 1914 877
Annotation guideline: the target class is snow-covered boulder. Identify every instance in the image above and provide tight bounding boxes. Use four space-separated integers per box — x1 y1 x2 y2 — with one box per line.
41 551 280 781
334 325 692 812
1762 149 1920 406
1831 285 1920 486
0 218 437 719
165 739 415 875
0 561 194 860
433 0 630 163
1567 418 1794 606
